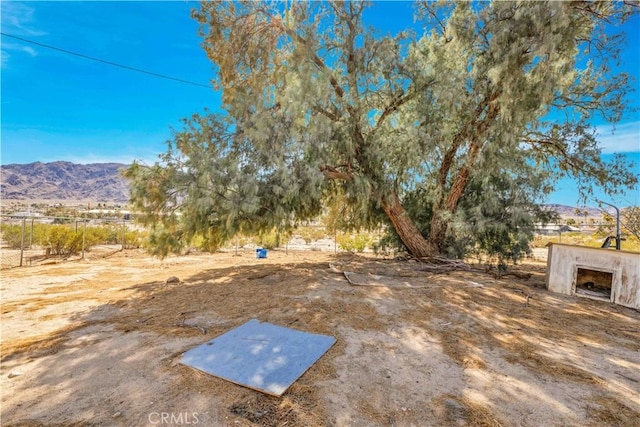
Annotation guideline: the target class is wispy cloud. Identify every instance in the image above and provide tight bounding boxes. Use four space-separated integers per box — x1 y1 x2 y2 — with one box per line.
2 42 36 56
595 121 640 154
1 2 46 36
1 2 45 66
1 50 9 67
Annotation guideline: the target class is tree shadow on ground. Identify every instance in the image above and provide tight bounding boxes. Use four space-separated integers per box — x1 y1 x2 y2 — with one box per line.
1 255 639 426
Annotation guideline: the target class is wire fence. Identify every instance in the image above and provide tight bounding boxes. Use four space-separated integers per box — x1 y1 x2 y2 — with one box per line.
0 215 141 269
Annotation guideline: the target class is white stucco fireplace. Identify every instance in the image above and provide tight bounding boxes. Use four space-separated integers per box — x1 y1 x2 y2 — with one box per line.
545 243 640 310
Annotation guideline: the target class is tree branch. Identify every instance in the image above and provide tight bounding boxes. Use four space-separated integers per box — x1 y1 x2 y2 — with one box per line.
270 18 347 100
320 165 353 181
311 105 341 122
372 80 435 135
435 91 497 192
444 94 501 212
522 137 583 172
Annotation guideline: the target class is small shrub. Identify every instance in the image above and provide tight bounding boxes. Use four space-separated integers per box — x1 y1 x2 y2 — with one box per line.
46 225 83 256
190 231 224 252
337 232 372 253
0 224 24 248
30 223 50 247
257 229 281 249
296 226 327 244
84 226 113 248
98 223 122 244
123 229 146 249
256 228 292 249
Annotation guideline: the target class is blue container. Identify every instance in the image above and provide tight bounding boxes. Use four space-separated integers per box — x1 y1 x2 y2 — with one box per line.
256 248 268 259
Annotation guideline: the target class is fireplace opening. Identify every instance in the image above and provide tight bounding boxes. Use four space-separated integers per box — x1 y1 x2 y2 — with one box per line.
575 268 613 301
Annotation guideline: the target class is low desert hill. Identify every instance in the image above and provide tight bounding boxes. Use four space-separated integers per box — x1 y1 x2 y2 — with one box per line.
542 203 608 218
0 161 130 203
0 161 616 216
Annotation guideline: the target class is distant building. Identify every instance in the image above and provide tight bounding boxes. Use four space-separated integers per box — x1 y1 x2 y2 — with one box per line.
84 209 131 215
10 212 43 218
535 223 581 235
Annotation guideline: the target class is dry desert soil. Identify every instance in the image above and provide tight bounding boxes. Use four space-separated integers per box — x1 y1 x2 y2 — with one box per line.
1 249 639 426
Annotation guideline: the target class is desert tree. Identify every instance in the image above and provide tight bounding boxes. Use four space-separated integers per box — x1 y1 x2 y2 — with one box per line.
127 0 637 258
126 113 324 256
621 206 640 240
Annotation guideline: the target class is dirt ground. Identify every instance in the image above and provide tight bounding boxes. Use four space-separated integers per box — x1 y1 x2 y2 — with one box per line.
1 249 638 427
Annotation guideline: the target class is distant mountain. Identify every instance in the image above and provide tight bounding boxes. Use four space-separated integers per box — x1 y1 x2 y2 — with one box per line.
542 204 613 217
0 161 624 211
0 161 131 202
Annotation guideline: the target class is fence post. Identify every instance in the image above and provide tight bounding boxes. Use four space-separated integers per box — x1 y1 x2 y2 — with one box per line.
122 219 126 250
19 218 25 267
82 219 86 259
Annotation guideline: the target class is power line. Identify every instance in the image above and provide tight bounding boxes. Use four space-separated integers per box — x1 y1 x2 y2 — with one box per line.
1 32 211 89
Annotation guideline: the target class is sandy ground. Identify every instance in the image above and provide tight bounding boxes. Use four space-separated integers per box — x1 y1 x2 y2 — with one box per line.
1 249 639 427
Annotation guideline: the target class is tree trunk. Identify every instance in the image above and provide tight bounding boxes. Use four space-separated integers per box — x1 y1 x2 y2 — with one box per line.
428 139 484 255
428 211 449 255
381 192 439 258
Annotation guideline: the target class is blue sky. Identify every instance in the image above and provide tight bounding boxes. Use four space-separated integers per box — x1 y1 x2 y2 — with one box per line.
1 1 638 207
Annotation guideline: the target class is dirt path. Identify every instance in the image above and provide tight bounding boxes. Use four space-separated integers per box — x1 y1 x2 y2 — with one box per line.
1 250 638 426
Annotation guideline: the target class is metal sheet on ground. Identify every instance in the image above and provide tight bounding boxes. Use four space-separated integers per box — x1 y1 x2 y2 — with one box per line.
180 319 336 396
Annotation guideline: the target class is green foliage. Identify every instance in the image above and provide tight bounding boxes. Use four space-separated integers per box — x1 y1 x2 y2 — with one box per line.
84 225 115 247
464 227 531 264
296 226 327 244
321 189 387 235
128 1 637 258
124 229 146 249
621 207 639 240
124 112 324 257
450 171 557 263
45 225 83 256
0 224 24 249
1 221 144 254
336 232 372 253
256 228 292 250
596 213 616 236
30 223 50 246
144 225 186 258
377 170 557 262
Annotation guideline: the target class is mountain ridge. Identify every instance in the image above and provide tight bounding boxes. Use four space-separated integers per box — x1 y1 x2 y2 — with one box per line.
0 161 622 214
1 161 131 202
